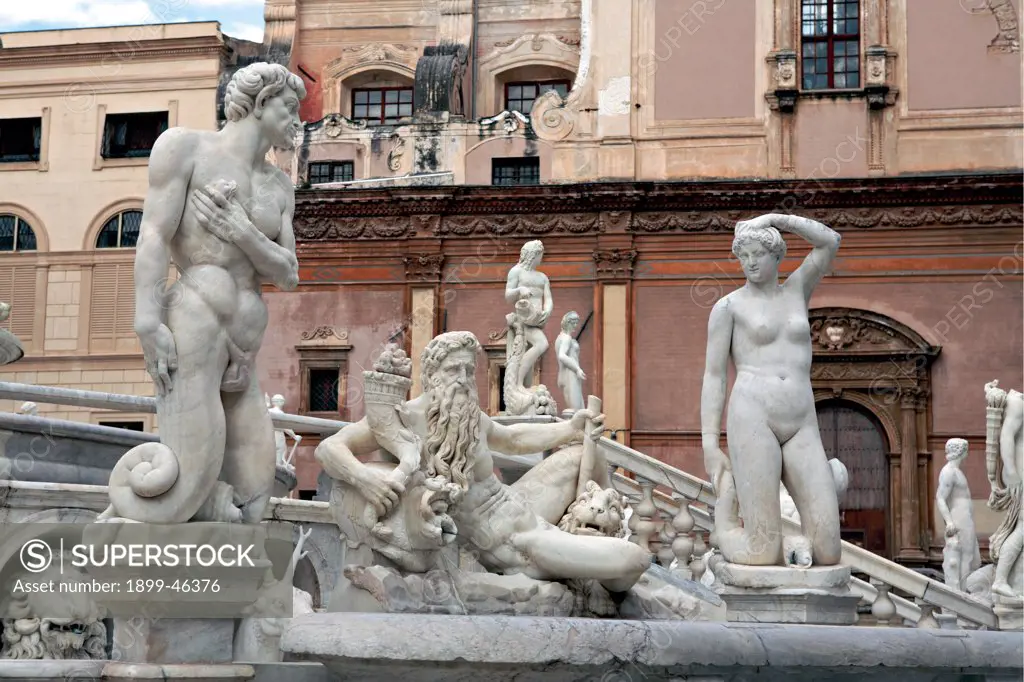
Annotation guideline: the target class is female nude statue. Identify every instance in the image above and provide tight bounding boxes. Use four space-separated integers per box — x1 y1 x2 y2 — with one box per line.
555 311 586 412
701 213 843 567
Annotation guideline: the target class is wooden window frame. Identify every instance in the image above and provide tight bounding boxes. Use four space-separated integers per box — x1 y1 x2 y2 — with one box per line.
309 160 355 185
94 101 177 170
351 87 414 125
0 214 38 252
295 327 352 420
503 80 571 115
491 157 541 186
0 108 50 173
800 0 861 91
95 210 142 249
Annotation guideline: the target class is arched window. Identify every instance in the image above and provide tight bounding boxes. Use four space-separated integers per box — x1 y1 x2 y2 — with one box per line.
0 214 37 252
96 210 142 248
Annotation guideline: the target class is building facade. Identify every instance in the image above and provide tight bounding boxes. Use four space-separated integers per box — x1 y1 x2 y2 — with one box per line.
0 1 1021 567
0 22 253 428
255 0 1022 566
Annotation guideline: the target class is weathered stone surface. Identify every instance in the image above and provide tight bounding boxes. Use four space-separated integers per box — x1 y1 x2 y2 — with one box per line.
0 660 105 680
342 565 576 616
619 565 725 621
710 560 859 624
712 561 851 590
112 618 236 665
281 613 1024 682
102 663 256 680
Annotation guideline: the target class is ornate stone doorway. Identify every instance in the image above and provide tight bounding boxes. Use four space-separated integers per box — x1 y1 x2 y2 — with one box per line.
817 400 890 556
809 307 941 563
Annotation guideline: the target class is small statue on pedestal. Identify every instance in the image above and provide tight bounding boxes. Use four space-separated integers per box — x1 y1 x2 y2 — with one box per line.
267 393 302 471
936 438 981 592
555 311 586 414
503 240 557 416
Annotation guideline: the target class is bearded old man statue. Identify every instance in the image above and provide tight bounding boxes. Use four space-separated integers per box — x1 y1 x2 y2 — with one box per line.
316 331 651 611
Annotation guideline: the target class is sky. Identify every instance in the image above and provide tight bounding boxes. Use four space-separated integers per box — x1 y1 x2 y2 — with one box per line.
0 0 266 42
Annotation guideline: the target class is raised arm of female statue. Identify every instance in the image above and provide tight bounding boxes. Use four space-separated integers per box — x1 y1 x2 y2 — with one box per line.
761 213 841 300
701 295 734 490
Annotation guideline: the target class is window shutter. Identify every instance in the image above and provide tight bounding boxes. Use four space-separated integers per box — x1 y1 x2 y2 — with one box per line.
0 266 37 344
90 263 135 350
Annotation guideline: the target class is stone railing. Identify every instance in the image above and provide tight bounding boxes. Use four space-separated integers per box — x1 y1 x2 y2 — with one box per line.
0 382 997 629
595 436 998 630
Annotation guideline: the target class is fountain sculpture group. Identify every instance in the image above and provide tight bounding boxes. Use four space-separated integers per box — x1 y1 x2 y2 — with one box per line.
1 61 1021 679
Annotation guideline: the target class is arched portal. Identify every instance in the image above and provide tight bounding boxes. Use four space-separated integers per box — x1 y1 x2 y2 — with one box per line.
817 399 890 555
809 307 941 564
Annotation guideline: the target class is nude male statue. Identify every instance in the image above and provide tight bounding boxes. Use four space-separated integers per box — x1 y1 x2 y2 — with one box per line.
315 331 652 593
100 63 304 524
702 213 843 567
504 240 553 389
267 393 302 469
985 380 1024 600
936 438 981 591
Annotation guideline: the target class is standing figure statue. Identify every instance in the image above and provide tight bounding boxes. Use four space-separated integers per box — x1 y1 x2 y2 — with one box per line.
504 240 553 390
936 438 981 591
267 393 302 470
555 311 586 413
701 213 843 567
984 380 1024 601
99 62 304 524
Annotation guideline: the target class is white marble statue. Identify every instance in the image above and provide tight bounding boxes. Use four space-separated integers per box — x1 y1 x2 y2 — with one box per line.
316 331 652 596
234 525 317 663
0 301 24 366
984 380 1023 601
701 213 843 567
267 393 302 470
555 311 586 413
504 240 553 390
1 560 106 660
99 62 304 524
936 438 982 591
17 401 38 416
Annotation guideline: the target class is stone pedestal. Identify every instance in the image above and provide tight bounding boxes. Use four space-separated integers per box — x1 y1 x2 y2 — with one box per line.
993 596 1023 631
274 464 298 498
709 560 860 625
102 663 256 681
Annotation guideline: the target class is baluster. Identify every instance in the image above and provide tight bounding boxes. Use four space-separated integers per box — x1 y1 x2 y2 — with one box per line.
670 494 695 578
656 514 676 568
626 495 640 543
689 530 708 581
633 477 658 551
869 581 897 627
915 601 939 629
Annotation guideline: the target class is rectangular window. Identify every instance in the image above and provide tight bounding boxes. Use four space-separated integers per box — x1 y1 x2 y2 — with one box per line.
309 161 355 185
298 490 317 501
102 111 169 159
352 88 413 125
0 117 42 163
801 0 860 90
505 81 570 114
98 420 145 432
308 368 340 413
492 157 540 186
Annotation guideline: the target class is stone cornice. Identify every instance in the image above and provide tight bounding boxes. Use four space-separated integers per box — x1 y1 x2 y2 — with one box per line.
293 173 1023 241
0 36 227 68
